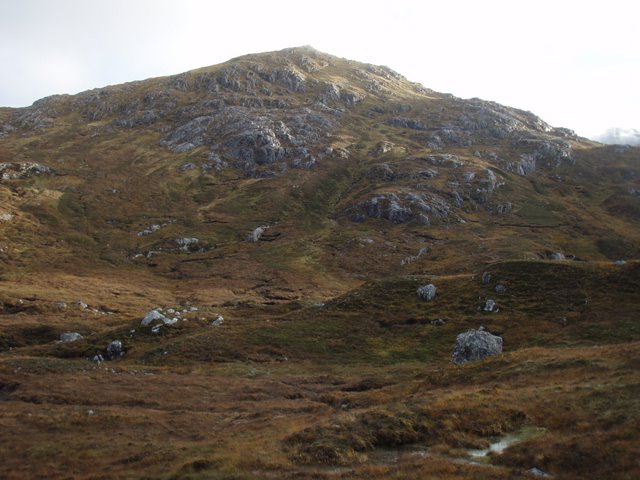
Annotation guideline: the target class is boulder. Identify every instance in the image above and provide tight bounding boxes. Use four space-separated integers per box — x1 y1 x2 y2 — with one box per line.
452 327 503 364
416 284 437 301
60 332 83 343
483 299 498 312
106 340 124 359
141 309 178 326
211 314 224 326
247 226 266 242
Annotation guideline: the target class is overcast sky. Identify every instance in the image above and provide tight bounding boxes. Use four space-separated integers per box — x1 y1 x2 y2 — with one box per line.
1 0 638 139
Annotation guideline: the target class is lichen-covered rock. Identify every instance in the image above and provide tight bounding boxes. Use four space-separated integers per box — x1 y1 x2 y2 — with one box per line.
416 284 437 301
452 327 503 364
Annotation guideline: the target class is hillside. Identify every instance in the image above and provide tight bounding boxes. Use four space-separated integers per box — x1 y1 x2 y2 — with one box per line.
0 47 639 479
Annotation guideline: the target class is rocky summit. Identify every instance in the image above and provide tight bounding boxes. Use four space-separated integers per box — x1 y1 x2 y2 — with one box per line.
0 47 639 480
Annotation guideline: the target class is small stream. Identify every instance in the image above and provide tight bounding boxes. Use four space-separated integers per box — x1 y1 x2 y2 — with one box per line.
467 426 545 463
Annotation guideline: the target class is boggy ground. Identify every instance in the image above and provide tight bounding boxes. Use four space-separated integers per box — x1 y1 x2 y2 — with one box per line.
1 260 639 479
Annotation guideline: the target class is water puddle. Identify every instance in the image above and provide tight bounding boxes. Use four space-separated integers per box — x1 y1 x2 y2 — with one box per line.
368 444 429 464
467 426 545 463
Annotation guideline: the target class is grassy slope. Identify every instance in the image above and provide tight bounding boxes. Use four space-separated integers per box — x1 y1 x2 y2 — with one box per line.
1 49 639 479
1 260 639 479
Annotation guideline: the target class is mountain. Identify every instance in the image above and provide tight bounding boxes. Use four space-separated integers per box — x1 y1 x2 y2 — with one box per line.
0 47 639 479
594 127 640 145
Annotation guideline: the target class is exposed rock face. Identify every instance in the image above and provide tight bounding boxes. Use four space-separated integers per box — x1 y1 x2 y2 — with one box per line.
160 105 335 177
452 327 503 364
348 192 455 225
60 332 83 343
416 284 437 301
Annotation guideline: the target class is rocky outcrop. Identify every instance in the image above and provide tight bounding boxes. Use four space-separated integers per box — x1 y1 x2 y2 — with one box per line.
507 138 573 175
0 162 55 181
160 106 335 177
452 327 503 364
388 117 425 130
348 191 455 225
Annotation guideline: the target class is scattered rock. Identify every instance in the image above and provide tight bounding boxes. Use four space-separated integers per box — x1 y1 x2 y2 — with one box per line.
548 252 566 261
106 340 124 359
527 467 551 477
0 213 15 222
60 332 83 343
614 259 627 266
175 237 200 252
247 226 267 242
401 247 429 266
495 284 507 294
416 284 437 301
137 224 161 236
431 319 446 326
496 203 512 214
92 354 104 363
211 314 224 326
482 272 492 284
141 309 178 326
483 299 498 312
372 141 394 155
452 327 503 364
